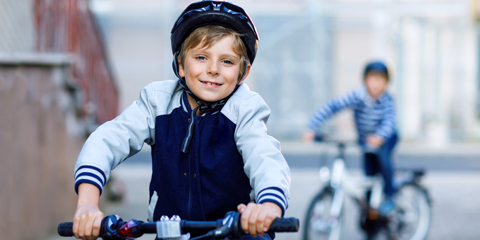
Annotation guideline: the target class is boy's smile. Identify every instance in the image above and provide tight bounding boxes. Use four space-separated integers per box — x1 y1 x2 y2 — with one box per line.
178 35 249 107
200 80 221 88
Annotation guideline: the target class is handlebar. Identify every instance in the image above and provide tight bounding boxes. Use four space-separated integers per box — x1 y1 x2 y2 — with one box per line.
314 134 358 159
58 211 299 239
314 134 357 145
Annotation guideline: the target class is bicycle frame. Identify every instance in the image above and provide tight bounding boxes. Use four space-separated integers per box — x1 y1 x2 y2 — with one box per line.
304 138 432 240
319 142 386 219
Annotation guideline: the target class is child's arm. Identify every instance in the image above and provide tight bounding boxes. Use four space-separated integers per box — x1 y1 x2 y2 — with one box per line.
73 183 103 239
373 95 396 143
74 83 158 197
72 82 162 238
304 89 360 141
233 92 291 237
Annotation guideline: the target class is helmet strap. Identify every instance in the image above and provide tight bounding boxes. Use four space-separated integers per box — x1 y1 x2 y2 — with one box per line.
172 51 181 78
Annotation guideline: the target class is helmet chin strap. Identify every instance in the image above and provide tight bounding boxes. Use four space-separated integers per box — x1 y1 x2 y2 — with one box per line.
174 52 249 153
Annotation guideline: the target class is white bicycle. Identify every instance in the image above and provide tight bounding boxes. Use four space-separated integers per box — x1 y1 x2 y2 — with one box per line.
303 138 431 240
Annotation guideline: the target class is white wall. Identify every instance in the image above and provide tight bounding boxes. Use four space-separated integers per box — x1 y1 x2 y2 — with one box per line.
91 0 480 144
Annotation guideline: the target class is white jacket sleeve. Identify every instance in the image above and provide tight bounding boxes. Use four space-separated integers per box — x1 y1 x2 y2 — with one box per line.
74 83 157 194
234 94 291 215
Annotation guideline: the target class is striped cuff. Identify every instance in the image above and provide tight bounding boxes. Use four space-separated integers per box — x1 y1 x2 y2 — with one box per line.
74 165 107 195
375 129 390 141
257 187 288 216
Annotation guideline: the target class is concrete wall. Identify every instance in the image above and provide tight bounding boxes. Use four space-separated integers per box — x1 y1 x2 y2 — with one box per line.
0 1 120 239
0 0 35 52
0 55 83 240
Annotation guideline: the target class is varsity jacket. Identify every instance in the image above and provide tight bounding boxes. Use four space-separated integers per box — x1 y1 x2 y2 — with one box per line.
74 79 291 222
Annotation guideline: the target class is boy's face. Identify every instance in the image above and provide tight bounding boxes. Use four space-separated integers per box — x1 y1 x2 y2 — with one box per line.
178 35 249 103
365 72 388 99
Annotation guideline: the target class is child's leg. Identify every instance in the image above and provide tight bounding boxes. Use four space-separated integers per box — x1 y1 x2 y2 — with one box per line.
363 152 380 200
364 152 380 177
375 134 398 197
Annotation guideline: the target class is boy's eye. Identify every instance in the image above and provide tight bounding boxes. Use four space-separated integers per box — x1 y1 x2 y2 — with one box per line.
196 56 206 61
223 60 234 65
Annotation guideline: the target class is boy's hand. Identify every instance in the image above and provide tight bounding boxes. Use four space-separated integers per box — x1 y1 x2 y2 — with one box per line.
73 183 104 240
73 204 104 240
237 202 282 237
302 129 316 142
367 134 384 147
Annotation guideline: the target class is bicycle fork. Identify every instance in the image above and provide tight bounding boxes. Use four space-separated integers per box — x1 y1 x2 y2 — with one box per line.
328 159 345 229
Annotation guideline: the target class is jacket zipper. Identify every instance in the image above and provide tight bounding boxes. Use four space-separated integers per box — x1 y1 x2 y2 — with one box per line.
187 118 196 219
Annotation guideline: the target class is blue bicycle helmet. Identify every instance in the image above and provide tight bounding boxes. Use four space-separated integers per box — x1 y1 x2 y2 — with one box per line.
364 61 389 81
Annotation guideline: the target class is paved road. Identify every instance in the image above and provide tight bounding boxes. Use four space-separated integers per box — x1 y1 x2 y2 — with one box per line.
48 151 480 240
126 149 480 172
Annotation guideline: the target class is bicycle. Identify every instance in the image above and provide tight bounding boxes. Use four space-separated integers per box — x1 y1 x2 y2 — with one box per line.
302 137 431 240
58 211 299 240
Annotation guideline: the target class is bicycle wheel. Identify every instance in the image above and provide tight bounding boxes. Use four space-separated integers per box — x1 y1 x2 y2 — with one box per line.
303 187 343 240
389 183 431 240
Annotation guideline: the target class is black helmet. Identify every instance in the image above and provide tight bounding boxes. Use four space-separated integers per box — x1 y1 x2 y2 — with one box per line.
171 0 259 68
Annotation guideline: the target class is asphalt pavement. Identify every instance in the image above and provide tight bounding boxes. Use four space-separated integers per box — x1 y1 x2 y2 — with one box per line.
47 141 480 240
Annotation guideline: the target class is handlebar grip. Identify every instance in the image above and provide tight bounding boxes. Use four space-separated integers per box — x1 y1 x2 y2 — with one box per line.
58 222 74 237
314 134 323 142
269 218 299 232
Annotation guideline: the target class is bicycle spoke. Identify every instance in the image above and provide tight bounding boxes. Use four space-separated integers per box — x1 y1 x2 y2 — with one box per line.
304 189 343 240
390 184 430 240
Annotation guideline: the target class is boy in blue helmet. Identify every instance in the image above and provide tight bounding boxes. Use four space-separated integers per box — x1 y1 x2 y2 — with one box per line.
72 1 291 239
303 61 398 214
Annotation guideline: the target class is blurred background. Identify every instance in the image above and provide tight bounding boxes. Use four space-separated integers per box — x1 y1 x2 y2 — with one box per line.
2 0 480 239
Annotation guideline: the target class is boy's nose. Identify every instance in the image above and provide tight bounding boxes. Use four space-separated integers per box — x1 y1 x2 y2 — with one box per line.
208 62 219 76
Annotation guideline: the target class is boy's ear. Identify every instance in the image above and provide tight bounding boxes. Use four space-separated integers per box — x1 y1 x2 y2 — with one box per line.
175 55 185 78
237 64 251 85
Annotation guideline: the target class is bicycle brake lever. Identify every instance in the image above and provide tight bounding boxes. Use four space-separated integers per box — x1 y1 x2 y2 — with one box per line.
100 215 134 240
206 211 242 239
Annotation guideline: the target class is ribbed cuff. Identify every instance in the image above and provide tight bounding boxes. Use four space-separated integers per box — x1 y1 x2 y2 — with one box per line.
74 165 106 195
257 187 288 216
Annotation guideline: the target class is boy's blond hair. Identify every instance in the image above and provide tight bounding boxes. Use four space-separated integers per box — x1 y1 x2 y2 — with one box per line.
178 25 250 81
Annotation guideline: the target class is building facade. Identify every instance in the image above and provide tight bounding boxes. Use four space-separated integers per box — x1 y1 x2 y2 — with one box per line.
92 0 480 146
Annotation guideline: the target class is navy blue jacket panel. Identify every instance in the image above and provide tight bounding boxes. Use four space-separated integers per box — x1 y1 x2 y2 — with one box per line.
150 104 251 221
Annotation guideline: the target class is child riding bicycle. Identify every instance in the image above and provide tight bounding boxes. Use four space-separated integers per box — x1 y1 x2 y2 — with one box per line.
302 61 398 215
72 1 291 239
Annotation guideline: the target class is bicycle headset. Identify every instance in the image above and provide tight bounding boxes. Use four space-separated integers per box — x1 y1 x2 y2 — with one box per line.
170 0 260 153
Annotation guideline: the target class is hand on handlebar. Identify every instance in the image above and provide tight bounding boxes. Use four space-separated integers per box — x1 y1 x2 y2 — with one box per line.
73 203 104 240
73 183 104 240
237 202 282 238
366 134 383 147
302 130 316 143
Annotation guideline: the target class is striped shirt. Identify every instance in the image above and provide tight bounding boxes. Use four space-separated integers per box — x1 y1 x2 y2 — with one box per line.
308 86 397 145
